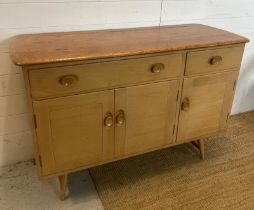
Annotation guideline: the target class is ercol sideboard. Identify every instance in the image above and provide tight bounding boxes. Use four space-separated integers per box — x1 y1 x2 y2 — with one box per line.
10 24 249 200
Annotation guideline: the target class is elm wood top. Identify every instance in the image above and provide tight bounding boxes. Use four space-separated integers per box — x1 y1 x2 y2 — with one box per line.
10 24 249 66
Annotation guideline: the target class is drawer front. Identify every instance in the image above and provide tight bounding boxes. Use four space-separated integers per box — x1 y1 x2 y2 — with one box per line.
29 53 183 99
185 46 244 75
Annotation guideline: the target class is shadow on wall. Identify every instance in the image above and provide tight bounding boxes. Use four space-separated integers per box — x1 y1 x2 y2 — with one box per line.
232 49 254 114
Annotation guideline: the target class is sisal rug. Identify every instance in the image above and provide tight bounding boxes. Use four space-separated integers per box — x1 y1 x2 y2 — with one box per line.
89 111 254 210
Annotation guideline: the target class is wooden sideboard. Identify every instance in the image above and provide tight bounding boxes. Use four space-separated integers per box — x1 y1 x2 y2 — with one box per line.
10 24 249 200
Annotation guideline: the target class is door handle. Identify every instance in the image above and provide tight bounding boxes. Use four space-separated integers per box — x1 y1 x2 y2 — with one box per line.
116 110 125 126
181 97 190 111
104 112 113 127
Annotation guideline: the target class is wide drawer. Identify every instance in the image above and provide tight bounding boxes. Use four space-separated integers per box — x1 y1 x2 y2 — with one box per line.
185 46 244 75
29 53 183 99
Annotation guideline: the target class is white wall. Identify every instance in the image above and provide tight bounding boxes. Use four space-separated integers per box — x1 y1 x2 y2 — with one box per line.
0 0 253 167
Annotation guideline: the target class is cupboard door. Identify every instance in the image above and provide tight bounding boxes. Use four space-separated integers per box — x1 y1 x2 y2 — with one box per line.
177 71 237 142
33 90 114 176
115 80 179 157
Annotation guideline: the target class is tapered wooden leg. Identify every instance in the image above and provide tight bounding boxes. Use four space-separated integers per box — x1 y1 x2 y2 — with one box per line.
197 139 205 160
58 174 68 201
191 139 205 160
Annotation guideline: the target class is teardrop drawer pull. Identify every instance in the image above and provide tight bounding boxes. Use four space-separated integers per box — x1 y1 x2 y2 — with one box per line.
210 56 222 65
59 75 78 87
151 63 165 73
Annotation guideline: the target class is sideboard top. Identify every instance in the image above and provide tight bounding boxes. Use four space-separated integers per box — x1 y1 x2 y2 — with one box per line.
10 24 249 66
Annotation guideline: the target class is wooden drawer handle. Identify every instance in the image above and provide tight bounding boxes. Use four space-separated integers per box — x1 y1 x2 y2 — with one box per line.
59 75 78 87
104 112 113 127
151 63 165 73
116 110 125 126
181 97 190 111
210 56 222 65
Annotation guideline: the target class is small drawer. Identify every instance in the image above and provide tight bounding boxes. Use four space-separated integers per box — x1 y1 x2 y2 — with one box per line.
29 53 183 99
185 46 244 75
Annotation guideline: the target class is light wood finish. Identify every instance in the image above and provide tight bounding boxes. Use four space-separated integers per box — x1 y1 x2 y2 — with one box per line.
58 174 68 201
33 90 114 176
9 24 248 200
10 24 248 66
185 46 244 75
115 80 179 157
29 53 183 99
177 71 238 142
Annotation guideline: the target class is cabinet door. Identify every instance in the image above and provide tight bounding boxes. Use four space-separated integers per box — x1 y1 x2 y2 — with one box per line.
115 80 179 157
33 90 114 176
177 71 237 142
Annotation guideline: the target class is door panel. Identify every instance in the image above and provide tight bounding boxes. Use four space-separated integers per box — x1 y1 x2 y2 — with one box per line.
33 90 114 176
115 80 179 157
177 71 237 142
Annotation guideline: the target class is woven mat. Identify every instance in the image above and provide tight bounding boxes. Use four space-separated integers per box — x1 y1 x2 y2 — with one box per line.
90 111 254 210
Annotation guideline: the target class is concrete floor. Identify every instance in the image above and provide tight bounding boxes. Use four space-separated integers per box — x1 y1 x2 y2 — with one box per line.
0 161 103 210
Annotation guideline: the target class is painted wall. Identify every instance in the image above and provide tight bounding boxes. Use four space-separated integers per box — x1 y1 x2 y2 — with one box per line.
0 0 253 167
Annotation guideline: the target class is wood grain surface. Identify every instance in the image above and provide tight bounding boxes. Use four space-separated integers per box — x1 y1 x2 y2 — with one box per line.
28 53 183 99
10 24 249 66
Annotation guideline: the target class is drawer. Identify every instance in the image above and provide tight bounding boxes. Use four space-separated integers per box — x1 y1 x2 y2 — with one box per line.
185 46 244 75
29 53 183 99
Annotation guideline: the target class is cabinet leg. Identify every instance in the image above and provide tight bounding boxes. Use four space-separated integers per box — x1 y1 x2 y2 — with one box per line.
197 139 205 160
58 174 68 201
191 139 205 160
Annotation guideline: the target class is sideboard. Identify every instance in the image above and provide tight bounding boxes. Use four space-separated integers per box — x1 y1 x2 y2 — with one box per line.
10 24 249 200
